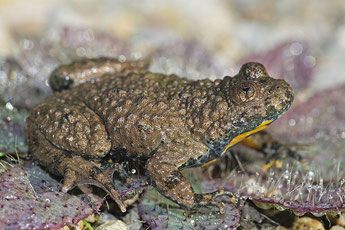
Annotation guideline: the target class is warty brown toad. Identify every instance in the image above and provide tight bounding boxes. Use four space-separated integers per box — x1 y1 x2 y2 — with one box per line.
25 58 294 213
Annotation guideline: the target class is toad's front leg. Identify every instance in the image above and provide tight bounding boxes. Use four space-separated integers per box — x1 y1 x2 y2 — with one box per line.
146 142 232 213
241 131 303 170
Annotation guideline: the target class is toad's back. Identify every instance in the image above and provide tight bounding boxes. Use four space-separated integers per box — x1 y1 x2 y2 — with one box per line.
39 72 220 156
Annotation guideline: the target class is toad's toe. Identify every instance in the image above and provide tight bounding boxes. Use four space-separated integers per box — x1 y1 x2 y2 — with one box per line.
57 155 128 212
62 168 77 193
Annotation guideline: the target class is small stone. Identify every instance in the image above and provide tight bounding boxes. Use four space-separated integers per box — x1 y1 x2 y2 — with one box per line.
276 227 288 230
330 226 345 230
293 217 325 230
95 220 129 230
84 213 100 223
337 213 345 227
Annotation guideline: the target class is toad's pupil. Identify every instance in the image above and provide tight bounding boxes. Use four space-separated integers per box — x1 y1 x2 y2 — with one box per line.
242 86 254 98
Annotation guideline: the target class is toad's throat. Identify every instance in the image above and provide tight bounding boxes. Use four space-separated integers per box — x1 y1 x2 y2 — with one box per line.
201 120 273 167
222 120 273 153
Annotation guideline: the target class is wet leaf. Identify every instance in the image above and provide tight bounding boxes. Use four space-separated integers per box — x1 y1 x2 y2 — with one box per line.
138 189 240 230
220 164 344 216
0 162 103 230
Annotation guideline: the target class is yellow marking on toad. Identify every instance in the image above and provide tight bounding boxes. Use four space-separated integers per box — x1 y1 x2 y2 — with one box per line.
240 137 262 150
229 196 236 202
262 160 283 171
202 159 217 167
222 120 273 154
201 120 273 168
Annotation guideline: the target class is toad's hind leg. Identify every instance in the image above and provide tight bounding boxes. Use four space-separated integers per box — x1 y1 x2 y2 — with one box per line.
26 102 127 212
49 57 150 91
28 129 128 212
29 101 111 158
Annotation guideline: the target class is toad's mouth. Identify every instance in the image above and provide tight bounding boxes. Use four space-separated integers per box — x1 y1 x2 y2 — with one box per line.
222 120 273 154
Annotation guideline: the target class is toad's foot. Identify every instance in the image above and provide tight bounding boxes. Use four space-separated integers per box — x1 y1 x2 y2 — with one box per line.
58 155 127 212
262 143 307 171
241 131 304 170
147 152 233 214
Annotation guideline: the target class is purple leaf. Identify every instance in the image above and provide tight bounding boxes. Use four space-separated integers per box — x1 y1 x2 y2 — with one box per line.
219 162 344 216
0 162 103 230
138 188 240 230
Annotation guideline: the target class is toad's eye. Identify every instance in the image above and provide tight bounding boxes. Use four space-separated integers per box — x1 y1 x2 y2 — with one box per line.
236 82 257 103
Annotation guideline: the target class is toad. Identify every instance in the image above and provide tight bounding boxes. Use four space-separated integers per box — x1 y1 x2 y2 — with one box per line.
25 58 294 213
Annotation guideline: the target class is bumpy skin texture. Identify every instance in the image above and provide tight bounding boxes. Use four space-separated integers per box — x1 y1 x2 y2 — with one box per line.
26 58 294 213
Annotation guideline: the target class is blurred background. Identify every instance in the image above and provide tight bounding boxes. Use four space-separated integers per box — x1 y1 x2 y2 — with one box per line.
1 0 345 93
